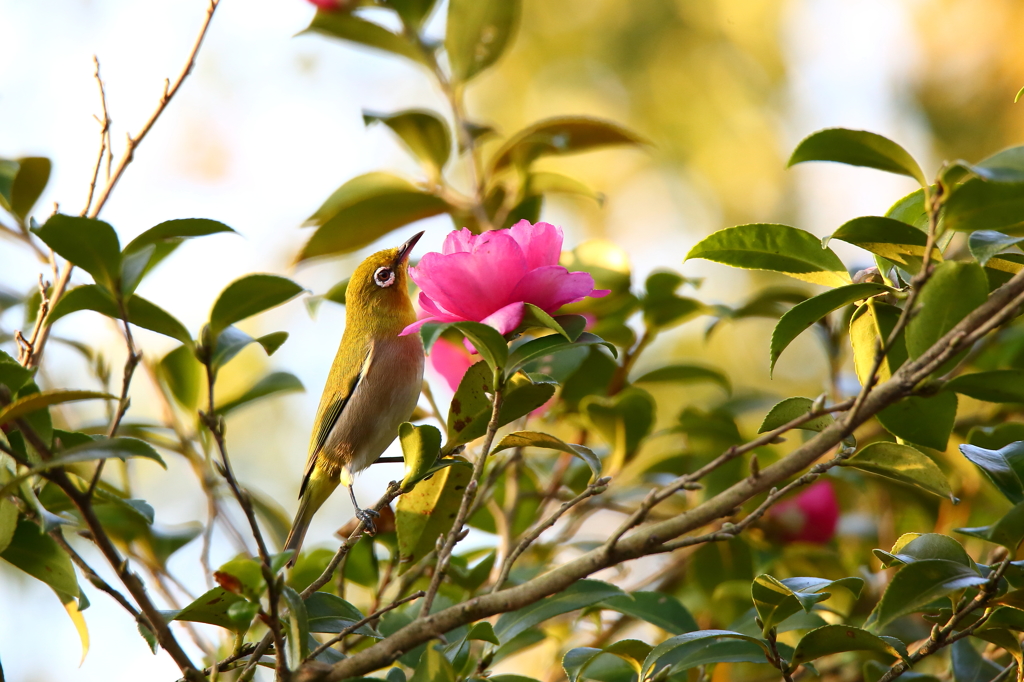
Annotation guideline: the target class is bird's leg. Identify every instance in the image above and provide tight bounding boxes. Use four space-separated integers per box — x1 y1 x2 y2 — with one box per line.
347 483 379 535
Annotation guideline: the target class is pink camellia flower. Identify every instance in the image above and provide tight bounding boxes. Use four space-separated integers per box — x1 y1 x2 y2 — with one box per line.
428 336 476 392
400 221 608 337
306 0 342 10
767 481 839 544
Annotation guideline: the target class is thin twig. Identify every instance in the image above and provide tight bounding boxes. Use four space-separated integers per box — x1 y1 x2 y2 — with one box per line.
49 528 139 618
82 56 111 217
305 591 425 663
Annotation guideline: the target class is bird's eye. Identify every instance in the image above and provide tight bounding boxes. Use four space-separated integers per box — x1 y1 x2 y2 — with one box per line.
374 266 395 288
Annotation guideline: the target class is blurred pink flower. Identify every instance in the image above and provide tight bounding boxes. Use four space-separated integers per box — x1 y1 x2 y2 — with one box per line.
768 481 839 544
306 0 342 10
429 336 476 392
400 221 608 337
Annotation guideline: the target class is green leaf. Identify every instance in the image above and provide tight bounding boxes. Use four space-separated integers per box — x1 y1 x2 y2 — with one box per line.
874 559 987 629
829 217 938 274
506 332 616 377
632 363 731 393
751 575 864 636
685 224 852 288
639 630 770 680
446 0 519 82
864 660 939 682
842 442 955 502
886 188 930 229
526 172 603 204
944 178 1024 234
0 159 16 208
517 305 584 341
0 352 33 393
217 372 304 415
8 157 51 220
396 460 472 573
47 285 193 347
494 580 625 643
452 321 508 374
147 523 203 567
0 484 17 555
365 110 451 176
399 422 443 490
758 397 834 434
121 218 236 294
159 345 202 410
299 172 448 262
596 591 698 635
562 640 651 682
443 362 555 453
215 557 265 599
0 518 79 597
387 0 437 27
642 270 708 329
969 146 1024 183
580 387 655 469
282 586 310 671
489 116 645 174
956 501 1024 549
945 370 1024 403
969 230 1024 267
959 441 1024 504
33 214 122 290
876 392 958 452
951 637 1003 682
0 389 114 429
171 587 248 632
850 301 907 386
491 431 601 481
906 261 988 365
873 533 973 568
305 591 376 636
788 128 926 186
770 283 889 374
968 424 1024 451
208 274 304 341
305 11 428 64
791 624 906 666
409 645 455 682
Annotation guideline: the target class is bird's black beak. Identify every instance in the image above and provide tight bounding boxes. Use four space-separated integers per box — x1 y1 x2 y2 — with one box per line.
395 231 424 267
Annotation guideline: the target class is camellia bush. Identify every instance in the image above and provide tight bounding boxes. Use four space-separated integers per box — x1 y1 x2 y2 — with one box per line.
6 1 1024 681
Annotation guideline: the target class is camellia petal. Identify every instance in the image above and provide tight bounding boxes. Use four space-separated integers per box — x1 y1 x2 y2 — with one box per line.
508 220 563 270
428 336 475 391
509 265 603 312
480 301 526 335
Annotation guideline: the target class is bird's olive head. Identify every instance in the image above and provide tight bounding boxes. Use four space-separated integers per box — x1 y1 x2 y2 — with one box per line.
345 231 423 319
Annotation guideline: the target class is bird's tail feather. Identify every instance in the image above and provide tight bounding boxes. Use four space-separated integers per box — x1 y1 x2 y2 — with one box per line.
284 472 338 567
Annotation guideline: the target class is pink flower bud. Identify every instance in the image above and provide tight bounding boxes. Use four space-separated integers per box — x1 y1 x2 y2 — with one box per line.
768 481 839 544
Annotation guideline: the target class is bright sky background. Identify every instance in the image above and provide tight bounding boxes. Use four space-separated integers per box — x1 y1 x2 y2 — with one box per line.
0 0 930 679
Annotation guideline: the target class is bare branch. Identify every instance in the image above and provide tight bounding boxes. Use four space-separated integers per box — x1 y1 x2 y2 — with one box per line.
81 56 111 218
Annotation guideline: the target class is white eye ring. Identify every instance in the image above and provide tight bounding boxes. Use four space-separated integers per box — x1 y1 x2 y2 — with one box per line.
374 266 396 288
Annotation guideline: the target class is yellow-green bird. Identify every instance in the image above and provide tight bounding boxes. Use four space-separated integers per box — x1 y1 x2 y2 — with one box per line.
284 232 425 563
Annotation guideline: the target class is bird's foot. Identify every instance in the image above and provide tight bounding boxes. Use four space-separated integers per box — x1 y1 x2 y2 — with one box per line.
355 507 380 535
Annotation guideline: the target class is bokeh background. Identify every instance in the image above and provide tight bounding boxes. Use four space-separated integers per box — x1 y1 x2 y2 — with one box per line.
1 0 1022 679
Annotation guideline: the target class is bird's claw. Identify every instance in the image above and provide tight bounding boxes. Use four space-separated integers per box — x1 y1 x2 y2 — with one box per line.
355 507 380 535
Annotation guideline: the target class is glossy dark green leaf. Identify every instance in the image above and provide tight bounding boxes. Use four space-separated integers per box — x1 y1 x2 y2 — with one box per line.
208 274 303 340
8 157 51 219
443 362 555 453
751 575 863 636
788 128 926 186
33 214 121 289
886 188 930 229
490 116 644 173
562 640 650 682
873 533 973 568
171 587 248 632
876 392 958 451
597 592 698 635
843 442 954 502
121 218 236 294
945 178 1024 234
969 230 1024 267
951 637 1003 682
366 110 451 176
829 217 936 274
874 559 986 629
217 372 304 415
770 283 889 374
446 0 519 81
959 441 1024 504
148 523 203 567
0 352 33 393
517 305 585 341
506 332 616 377
494 580 625 643
758 397 834 433
907 261 988 364
0 389 113 429
305 591 376 637
0 518 79 597
491 431 601 481
686 224 851 288
945 370 1024 403
299 172 448 262
864 660 939 682
639 630 769 680
159 345 202 410
305 11 428 64
399 422 443 490
409 646 455 682
969 146 1024 183
956 501 1024 549
968 424 1024 451
48 285 193 347
282 586 309 670
791 625 906 666
452 321 508 374
396 461 471 573
632 363 731 393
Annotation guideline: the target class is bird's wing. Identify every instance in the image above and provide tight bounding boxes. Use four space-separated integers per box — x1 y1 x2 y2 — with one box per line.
298 339 373 498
